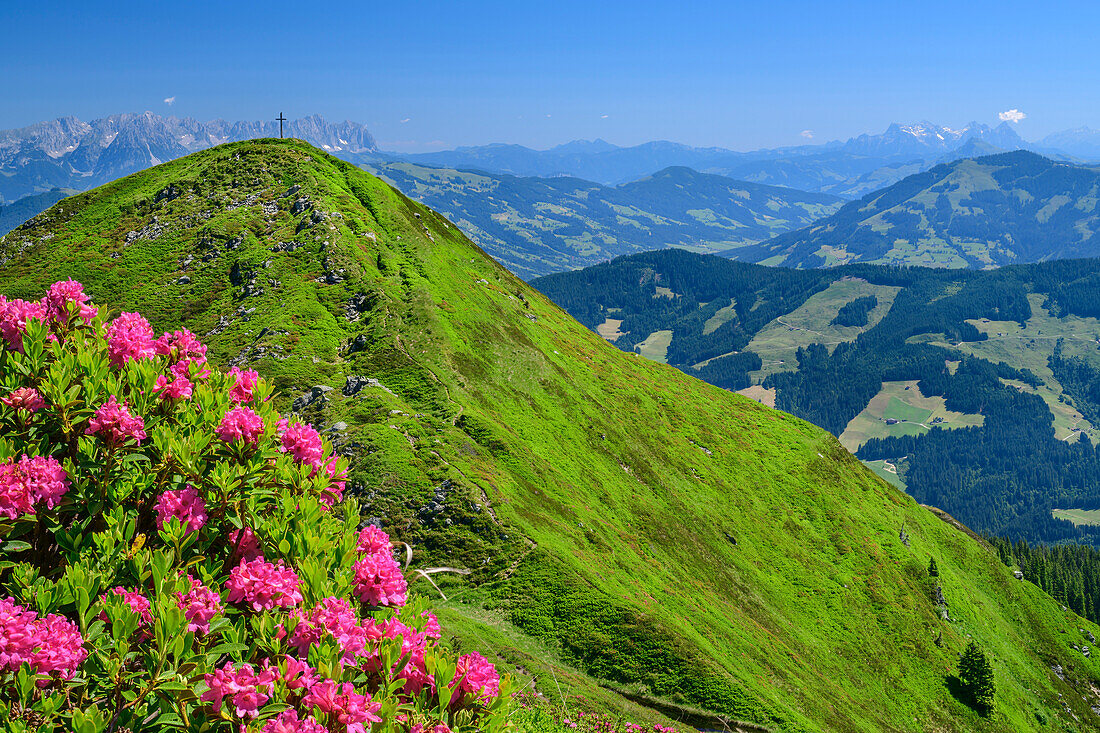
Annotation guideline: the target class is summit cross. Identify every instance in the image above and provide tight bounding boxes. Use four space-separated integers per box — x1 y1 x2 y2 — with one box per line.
276 113 287 139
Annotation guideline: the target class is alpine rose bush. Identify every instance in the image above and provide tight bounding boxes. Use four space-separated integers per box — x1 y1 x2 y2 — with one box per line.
0 281 510 733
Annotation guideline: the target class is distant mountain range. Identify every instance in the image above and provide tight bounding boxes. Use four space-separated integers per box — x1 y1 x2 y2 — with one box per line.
395 120 1069 196
7 112 1100 278
364 161 843 278
2 113 1092 208
0 112 376 202
733 151 1100 268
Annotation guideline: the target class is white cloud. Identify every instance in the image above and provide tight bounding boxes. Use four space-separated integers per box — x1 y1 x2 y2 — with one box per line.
999 109 1026 123
545 114 552 118
600 114 609 119
800 129 814 139
400 117 411 124
163 96 176 106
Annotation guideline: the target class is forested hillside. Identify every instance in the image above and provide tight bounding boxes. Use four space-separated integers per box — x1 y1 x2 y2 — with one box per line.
363 161 843 278
534 251 1100 545
734 151 1100 268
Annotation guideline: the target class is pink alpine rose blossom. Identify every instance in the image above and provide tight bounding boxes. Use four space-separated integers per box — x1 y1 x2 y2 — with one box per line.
154 329 207 362
176 574 223 634
1 387 45 413
154 486 207 534
41 279 97 325
226 366 260 402
0 297 46 352
288 597 370 663
169 356 211 381
316 456 347 506
216 406 265 445
351 550 407 607
281 656 318 691
229 526 264 562
225 557 303 611
105 312 156 366
154 374 193 400
85 396 146 446
0 597 86 680
355 525 391 554
421 611 442 639
98 587 153 636
261 710 328 733
200 661 278 719
302 679 382 730
281 421 324 468
450 652 501 705
0 455 70 519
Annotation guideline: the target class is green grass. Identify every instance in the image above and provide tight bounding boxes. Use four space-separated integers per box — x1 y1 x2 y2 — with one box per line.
862 459 906 489
745 278 902 381
4 140 1100 731
1052 509 1100 527
913 293 1100 440
633 330 673 363
839 381 984 452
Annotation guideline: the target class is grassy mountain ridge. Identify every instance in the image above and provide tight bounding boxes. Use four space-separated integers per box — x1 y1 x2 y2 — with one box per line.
3 140 1100 730
531 250 1100 548
0 187 78 235
734 151 1100 268
361 160 843 279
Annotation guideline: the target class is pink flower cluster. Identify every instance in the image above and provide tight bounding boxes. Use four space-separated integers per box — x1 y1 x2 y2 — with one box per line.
226 557 303 611
230 526 264 562
352 547 407 608
85 395 146 446
155 329 207 363
0 454 70 519
356 525 391 554
157 330 210 390
201 661 278 719
288 597 371 663
154 486 208 535
105 312 156 367
0 296 46 352
303 678 383 730
0 597 86 680
227 366 260 403
376 617 433 694
41 279 97 326
176 575 223 634
2 387 46 413
154 374 193 400
216 406 265 445
281 421 325 468
451 652 501 705
99 587 153 632
261 710 328 733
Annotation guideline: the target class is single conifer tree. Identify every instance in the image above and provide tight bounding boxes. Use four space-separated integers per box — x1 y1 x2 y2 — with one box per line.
929 557 939 577
958 641 995 714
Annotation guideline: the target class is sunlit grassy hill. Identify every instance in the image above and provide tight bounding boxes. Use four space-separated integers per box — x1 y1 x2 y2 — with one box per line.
3 139 1100 731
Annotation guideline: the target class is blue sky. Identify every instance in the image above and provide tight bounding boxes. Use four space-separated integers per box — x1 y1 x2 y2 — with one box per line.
2 0 1097 151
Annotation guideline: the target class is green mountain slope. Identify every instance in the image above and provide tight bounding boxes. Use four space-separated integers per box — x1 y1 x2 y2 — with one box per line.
3 140 1100 731
532 250 1100 549
363 161 843 279
0 187 78 235
734 151 1100 268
